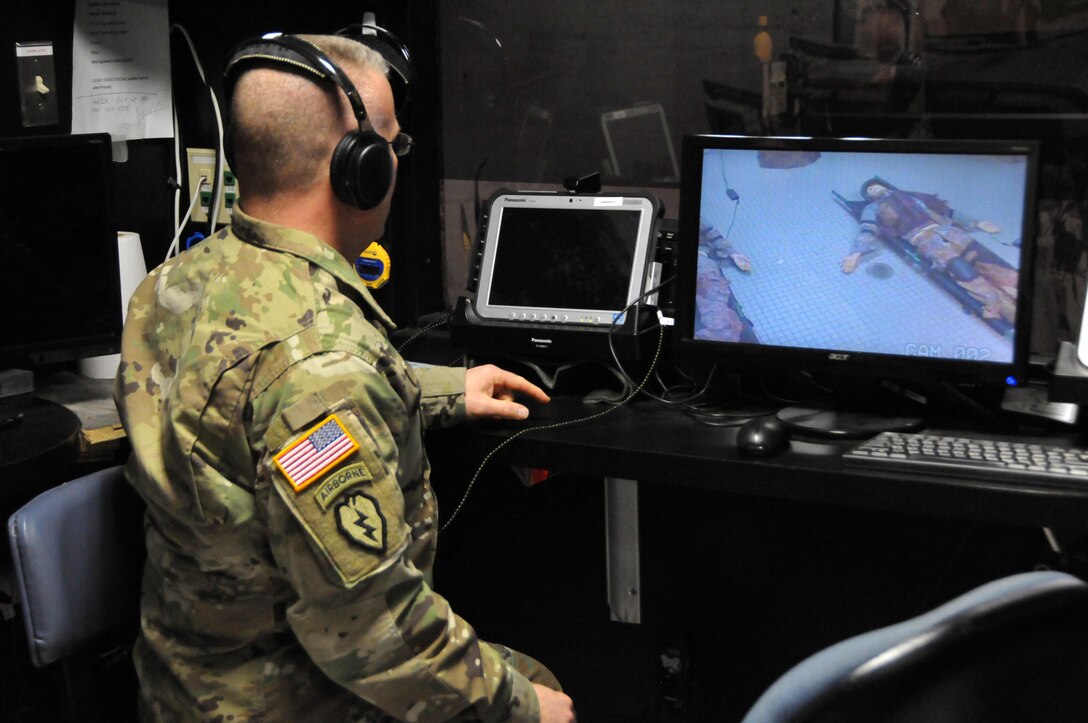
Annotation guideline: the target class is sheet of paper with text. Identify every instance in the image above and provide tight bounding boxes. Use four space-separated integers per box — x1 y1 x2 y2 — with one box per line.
71 0 172 142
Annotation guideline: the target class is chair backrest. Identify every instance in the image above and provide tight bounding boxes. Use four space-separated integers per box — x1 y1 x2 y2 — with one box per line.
7 464 145 668
742 570 1088 723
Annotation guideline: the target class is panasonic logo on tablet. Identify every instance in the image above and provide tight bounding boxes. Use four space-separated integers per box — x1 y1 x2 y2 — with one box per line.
531 337 553 346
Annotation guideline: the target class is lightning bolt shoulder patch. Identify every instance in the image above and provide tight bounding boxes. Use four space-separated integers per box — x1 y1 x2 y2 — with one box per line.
268 406 406 587
335 491 387 552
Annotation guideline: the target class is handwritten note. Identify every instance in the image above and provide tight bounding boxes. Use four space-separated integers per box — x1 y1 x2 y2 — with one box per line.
71 0 172 140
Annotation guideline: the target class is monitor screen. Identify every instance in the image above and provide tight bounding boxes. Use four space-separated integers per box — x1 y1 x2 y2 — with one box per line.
0 133 122 367
674 134 1039 391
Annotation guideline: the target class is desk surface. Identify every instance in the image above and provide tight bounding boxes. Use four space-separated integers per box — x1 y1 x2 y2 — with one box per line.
0 395 82 508
23 375 1088 531
4 374 127 495
435 396 1088 532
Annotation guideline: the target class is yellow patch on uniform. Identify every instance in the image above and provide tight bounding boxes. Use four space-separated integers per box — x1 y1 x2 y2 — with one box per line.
274 414 358 493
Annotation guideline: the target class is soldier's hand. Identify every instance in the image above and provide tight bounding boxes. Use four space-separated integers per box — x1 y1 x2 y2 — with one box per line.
465 364 550 420
977 220 1001 234
534 684 576 722
841 253 861 274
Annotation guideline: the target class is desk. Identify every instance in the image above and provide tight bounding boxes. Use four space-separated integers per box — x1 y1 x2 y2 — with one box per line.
33 374 126 466
434 396 1088 621
0 375 126 513
446 396 1088 528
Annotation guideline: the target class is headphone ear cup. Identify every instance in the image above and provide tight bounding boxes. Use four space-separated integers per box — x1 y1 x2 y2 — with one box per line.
329 130 394 210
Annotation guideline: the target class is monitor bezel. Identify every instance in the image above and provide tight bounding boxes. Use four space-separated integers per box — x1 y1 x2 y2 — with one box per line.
472 191 660 327
673 133 1040 386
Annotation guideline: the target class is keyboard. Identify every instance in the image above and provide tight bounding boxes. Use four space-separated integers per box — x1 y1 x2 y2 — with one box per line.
842 431 1088 489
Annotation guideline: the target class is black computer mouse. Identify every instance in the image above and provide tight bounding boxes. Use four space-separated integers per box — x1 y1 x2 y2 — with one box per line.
735 416 791 457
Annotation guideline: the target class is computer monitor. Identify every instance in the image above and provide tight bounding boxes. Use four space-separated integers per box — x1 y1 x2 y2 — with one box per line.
674 134 1039 434
601 103 680 185
0 133 122 368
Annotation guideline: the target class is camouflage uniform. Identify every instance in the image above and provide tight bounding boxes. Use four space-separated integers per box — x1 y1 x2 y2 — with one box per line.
115 206 556 721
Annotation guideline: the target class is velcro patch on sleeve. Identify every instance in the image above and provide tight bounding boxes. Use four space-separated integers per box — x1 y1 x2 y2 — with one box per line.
274 414 359 493
270 407 407 587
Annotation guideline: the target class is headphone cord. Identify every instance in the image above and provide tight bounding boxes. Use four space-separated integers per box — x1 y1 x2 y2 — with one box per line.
397 312 453 355
440 307 668 534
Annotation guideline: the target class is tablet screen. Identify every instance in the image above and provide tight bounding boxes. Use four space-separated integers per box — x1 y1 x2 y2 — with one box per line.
473 193 658 326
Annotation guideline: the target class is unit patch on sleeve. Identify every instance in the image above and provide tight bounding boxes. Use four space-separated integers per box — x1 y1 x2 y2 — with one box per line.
268 405 408 587
335 492 387 553
274 414 359 493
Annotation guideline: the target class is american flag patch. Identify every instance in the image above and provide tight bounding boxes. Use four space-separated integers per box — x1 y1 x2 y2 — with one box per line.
274 414 359 493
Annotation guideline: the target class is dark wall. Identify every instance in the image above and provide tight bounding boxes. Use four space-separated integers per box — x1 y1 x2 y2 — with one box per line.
434 1 1088 357
0 0 443 326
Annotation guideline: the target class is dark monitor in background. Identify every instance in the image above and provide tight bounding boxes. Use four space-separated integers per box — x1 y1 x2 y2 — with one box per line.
601 103 680 185
674 134 1039 435
0 133 121 369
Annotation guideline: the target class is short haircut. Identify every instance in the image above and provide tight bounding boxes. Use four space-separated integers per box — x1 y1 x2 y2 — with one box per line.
228 35 390 199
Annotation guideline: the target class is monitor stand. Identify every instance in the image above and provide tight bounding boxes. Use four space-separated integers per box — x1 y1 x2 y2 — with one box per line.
772 375 929 439
776 404 925 439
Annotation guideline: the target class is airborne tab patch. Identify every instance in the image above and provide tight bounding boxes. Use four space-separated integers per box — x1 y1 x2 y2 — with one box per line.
314 463 373 511
274 414 359 493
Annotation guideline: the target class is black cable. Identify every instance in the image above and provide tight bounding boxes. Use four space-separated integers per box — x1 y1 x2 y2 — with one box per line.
208 140 224 233
758 368 835 407
440 308 668 534
719 151 741 241
722 196 741 245
655 372 716 405
605 277 705 406
396 311 452 355
938 380 1014 433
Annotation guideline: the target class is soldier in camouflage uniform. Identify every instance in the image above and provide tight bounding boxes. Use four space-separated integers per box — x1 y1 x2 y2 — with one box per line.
114 33 574 722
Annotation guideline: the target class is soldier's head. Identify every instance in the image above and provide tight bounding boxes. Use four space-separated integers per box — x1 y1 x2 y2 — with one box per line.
225 34 403 215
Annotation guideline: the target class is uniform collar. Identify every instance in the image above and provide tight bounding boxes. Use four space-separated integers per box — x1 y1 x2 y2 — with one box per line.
229 205 396 330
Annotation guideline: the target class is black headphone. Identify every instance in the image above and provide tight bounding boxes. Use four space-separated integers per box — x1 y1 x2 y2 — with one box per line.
224 34 394 210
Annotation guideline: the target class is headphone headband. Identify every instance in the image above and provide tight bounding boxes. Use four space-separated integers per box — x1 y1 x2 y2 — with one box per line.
225 34 369 128
336 23 413 87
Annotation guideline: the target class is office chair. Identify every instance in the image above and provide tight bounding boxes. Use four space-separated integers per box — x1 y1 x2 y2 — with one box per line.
742 570 1088 723
7 464 145 722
